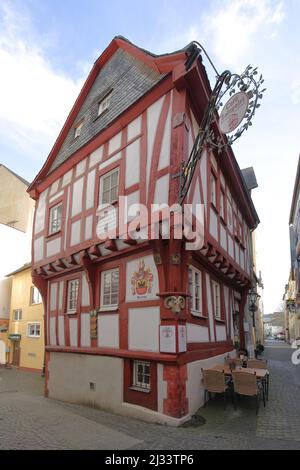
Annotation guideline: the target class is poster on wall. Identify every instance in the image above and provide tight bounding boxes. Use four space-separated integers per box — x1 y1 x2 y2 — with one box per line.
160 325 176 353
126 255 159 302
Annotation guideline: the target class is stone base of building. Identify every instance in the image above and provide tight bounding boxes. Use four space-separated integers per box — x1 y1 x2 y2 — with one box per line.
46 350 235 426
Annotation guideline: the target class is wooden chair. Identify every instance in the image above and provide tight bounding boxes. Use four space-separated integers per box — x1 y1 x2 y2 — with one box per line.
202 369 231 409
247 359 269 400
232 370 265 414
224 357 243 367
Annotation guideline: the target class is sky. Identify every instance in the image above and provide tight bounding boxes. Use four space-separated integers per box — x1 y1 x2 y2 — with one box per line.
0 0 299 313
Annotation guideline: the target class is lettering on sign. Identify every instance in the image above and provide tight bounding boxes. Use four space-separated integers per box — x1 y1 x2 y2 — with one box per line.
219 92 249 134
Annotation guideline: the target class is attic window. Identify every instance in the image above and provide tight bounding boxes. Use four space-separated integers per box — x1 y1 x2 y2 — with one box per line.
74 121 83 138
98 91 112 116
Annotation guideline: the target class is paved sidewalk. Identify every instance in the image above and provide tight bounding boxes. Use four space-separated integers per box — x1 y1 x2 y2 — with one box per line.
0 342 300 449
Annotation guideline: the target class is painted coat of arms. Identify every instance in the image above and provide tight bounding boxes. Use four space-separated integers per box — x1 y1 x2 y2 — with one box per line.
131 260 153 296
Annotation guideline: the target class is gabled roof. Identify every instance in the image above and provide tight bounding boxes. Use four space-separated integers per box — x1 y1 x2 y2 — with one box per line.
289 155 300 224
28 36 188 193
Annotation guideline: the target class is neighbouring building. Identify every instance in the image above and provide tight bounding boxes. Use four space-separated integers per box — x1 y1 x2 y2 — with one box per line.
0 164 35 361
6 263 44 371
264 312 285 339
286 155 300 343
28 37 259 425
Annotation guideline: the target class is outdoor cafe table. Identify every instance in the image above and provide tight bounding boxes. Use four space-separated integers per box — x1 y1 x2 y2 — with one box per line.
210 364 269 399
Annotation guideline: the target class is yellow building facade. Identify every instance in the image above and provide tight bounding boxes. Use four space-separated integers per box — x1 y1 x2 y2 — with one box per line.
7 264 44 371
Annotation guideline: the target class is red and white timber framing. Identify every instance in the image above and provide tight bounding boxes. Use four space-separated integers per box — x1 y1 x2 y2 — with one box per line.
29 37 258 424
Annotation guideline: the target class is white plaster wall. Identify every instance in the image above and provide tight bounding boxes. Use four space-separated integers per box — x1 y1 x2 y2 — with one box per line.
85 215 93 240
216 325 227 341
69 318 78 347
209 209 218 241
46 237 61 257
76 159 87 177
186 351 235 415
125 139 140 188
128 307 160 352
220 225 227 251
71 177 84 216
157 363 167 414
99 152 121 170
49 317 56 346
58 316 65 346
50 283 58 311
153 174 169 206
158 100 171 170
81 314 91 347
89 145 103 167
186 323 209 343
228 235 234 259
34 236 44 262
127 115 142 141
146 96 164 193
34 189 48 234
62 170 72 187
86 170 96 209
0 277 11 319
58 281 64 311
98 314 119 349
108 132 122 155
70 220 81 246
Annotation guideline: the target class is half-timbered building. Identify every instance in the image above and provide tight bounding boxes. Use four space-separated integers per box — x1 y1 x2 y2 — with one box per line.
28 36 259 425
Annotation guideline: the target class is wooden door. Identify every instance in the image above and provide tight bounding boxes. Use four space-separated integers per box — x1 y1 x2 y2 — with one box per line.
12 341 20 366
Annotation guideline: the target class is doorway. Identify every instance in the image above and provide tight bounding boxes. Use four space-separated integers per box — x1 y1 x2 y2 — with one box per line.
12 341 20 366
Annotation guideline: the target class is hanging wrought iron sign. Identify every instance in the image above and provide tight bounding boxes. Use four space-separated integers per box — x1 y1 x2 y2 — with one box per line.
177 42 266 205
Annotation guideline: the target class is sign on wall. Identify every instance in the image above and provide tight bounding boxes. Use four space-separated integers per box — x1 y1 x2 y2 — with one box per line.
126 256 159 302
160 325 176 353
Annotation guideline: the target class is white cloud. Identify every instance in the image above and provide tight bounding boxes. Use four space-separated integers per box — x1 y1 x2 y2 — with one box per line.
0 2 83 160
203 0 285 68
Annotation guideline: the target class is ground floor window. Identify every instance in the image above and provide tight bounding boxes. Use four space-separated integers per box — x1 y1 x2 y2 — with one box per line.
133 360 151 391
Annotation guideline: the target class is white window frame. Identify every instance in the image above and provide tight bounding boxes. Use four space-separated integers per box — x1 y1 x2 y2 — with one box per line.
74 121 83 138
220 190 226 221
49 203 63 235
212 281 221 320
66 279 79 314
13 309 22 321
100 168 119 205
27 322 41 338
98 91 112 116
133 360 151 391
30 286 42 305
100 268 119 310
188 267 202 316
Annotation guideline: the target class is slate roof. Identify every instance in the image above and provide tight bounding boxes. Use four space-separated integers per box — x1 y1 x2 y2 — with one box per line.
49 48 167 173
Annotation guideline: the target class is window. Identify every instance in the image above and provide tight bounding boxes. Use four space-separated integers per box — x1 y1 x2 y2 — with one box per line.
27 323 41 338
67 279 79 313
212 281 221 319
74 121 83 138
13 309 22 321
98 91 112 116
133 361 150 390
211 173 217 207
100 168 119 205
49 203 62 235
30 286 41 305
188 267 202 316
220 190 226 221
101 269 119 308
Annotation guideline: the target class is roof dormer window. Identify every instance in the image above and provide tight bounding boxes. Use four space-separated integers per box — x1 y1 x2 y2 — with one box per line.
74 120 83 138
98 91 112 116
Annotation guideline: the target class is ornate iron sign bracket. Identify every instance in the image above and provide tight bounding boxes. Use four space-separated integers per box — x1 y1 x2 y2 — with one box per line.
178 43 266 205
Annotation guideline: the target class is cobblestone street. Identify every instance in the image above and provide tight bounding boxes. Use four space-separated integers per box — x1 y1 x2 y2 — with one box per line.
0 342 300 450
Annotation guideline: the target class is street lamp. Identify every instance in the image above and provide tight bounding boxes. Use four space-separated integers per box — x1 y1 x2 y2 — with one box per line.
248 288 261 328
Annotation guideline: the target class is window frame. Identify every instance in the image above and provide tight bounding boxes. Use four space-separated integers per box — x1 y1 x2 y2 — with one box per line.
188 267 203 317
27 322 41 338
212 280 221 320
13 309 22 321
220 188 227 223
66 278 80 314
99 168 120 205
48 202 63 236
30 286 42 305
74 120 83 139
132 360 151 391
210 171 217 209
98 91 113 117
100 268 119 311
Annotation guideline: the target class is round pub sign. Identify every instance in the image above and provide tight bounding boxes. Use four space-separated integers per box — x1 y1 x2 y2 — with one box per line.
219 91 249 134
